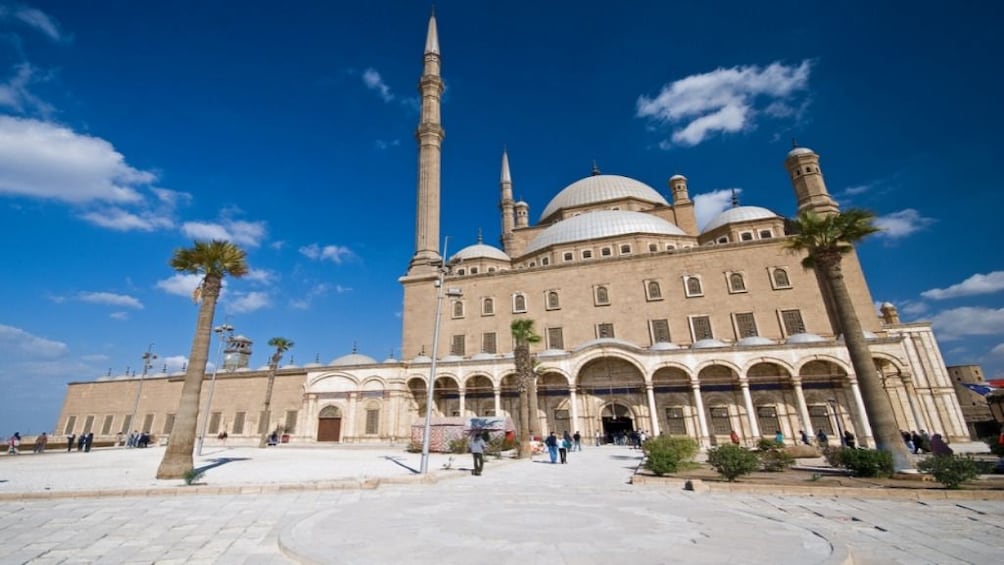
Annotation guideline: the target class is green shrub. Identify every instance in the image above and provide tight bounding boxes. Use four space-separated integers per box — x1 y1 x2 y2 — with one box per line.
706 444 760 482
917 455 981 489
487 436 516 457
182 468 205 485
821 446 843 468
759 448 795 472
832 448 894 478
406 441 423 453
980 436 1004 458
641 436 699 476
447 437 470 454
756 438 779 451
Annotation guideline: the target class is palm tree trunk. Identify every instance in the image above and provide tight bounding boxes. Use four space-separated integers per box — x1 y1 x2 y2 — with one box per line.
518 381 531 459
156 277 220 479
821 258 913 471
258 363 278 448
528 374 540 439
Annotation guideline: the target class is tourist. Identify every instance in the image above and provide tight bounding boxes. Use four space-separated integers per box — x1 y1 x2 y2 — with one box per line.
729 430 740 445
76 434 86 451
843 430 856 449
66 434 75 452
930 433 953 457
84 432 94 452
572 431 582 452
901 430 915 452
33 432 47 453
467 430 487 476
799 430 810 445
774 430 784 445
911 431 924 454
594 431 603 446
558 434 569 464
816 429 829 448
7 432 21 455
545 432 558 464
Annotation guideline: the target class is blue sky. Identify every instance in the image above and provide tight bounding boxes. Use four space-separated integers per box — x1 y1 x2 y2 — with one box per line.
2 1 1003 434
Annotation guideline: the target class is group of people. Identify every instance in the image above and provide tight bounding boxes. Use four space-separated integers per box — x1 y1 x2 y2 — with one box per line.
6 432 51 455
67 432 95 452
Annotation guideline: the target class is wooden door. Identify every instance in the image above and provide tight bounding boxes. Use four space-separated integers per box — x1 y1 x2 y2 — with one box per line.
317 418 341 442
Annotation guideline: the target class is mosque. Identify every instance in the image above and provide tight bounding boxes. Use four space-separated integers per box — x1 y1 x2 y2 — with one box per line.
55 14 970 449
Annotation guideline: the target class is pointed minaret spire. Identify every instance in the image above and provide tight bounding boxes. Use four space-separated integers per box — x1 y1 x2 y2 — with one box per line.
731 188 740 207
499 147 515 255
591 160 601 176
352 341 358 354
408 11 446 273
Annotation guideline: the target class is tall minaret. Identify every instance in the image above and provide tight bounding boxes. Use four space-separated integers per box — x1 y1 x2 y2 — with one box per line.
784 145 839 216
499 148 515 255
409 12 446 273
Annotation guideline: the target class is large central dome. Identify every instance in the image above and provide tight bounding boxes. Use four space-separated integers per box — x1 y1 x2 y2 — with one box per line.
539 174 669 221
524 210 686 254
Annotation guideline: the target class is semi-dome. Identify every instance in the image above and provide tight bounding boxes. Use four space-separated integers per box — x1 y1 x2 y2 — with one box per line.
524 210 686 255
450 243 510 263
692 338 728 349
471 352 497 360
411 354 432 363
440 354 463 363
785 332 826 344
787 146 815 158
330 352 378 366
702 206 780 233
540 174 669 221
737 336 776 347
537 349 567 357
574 337 642 352
649 342 682 351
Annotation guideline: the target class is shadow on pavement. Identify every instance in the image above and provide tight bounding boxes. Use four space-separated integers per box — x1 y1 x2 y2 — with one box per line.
194 457 251 474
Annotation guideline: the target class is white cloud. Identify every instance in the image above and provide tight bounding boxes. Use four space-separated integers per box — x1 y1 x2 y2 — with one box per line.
0 116 154 203
79 207 174 231
839 184 874 197
155 273 204 298
109 311 129 320
362 68 394 102
693 188 739 230
0 324 67 359
929 306 1004 341
289 282 339 310
0 63 53 116
270 240 286 251
81 354 109 363
10 6 65 42
299 243 354 263
151 187 192 208
921 271 1004 300
873 209 936 239
226 291 270 314
244 268 277 285
990 343 1004 356
375 139 400 150
77 291 143 309
898 300 929 317
181 217 267 247
161 355 188 373
637 60 812 147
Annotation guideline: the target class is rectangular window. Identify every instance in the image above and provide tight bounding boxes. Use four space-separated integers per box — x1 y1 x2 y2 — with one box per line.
82 415 94 434
482 332 497 354
64 415 77 435
690 315 713 341
257 411 269 434
162 413 175 435
233 411 246 434
808 405 831 435
650 319 671 344
740 231 754 241
601 247 612 256
759 229 773 239
209 412 222 434
709 407 731 435
365 409 380 435
450 334 466 356
285 410 298 434
101 415 114 435
582 250 593 259
563 252 573 261
142 413 154 433
120 415 132 434
554 409 569 420
619 244 631 254
757 406 780 437
665 407 687 435
734 312 758 338
780 309 806 335
547 327 564 350
597 323 615 339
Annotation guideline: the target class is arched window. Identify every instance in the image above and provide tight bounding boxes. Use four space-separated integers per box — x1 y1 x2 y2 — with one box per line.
772 268 791 289
729 273 746 293
595 286 609 306
546 291 560 310
452 300 464 318
482 297 494 316
512 293 527 313
647 281 662 300
685 276 703 297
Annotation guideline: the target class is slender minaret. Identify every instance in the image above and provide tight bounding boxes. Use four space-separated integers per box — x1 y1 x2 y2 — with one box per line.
409 12 446 273
499 148 515 255
784 144 839 216
668 174 698 235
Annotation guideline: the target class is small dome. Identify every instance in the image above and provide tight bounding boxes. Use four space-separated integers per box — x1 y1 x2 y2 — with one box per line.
96 375 112 381
330 353 378 366
537 349 567 357
514 200 529 208
304 362 322 368
281 363 299 369
257 365 271 371
113 374 131 380
880 302 895 309
411 354 432 363
451 243 510 263
702 206 780 233
231 335 253 343
525 210 686 254
471 352 497 360
236 367 251 372
574 337 642 352
382 356 397 364
692 338 728 349
787 146 815 158
785 333 826 344
669 174 687 182
737 336 776 347
440 354 463 362
837 331 877 341
170 370 186 376
540 174 669 221
649 342 682 351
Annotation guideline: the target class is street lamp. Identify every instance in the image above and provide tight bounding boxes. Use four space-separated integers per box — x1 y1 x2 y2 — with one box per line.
420 247 462 474
197 323 233 456
127 344 156 444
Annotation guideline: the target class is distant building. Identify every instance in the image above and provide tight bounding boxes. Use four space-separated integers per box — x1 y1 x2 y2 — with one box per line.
946 365 997 438
55 13 971 449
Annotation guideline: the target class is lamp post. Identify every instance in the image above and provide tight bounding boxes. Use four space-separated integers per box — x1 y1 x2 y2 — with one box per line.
828 398 845 446
197 324 233 456
420 245 462 474
127 344 156 443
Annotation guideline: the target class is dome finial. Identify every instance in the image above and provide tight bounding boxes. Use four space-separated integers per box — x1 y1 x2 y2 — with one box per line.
591 160 601 176
352 341 358 354
731 188 740 208
791 137 798 149
476 227 483 243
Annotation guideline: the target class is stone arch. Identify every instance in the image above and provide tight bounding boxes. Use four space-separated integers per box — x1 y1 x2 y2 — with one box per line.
317 404 344 442
538 371 571 435
570 350 647 383
464 374 495 417
308 372 360 390
578 357 647 442
652 365 694 437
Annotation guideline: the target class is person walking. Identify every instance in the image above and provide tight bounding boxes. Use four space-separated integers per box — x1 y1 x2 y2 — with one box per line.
33 432 48 453
843 430 856 449
559 434 570 464
774 430 784 445
66 434 75 452
816 429 829 448
594 430 603 446
7 433 21 455
572 431 582 452
545 432 559 464
729 430 740 445
468 430 487 476
799 430 810 445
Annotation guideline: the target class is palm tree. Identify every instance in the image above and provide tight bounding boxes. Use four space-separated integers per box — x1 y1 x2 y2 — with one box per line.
786 209 912 471
511 318 540 459
156 240 248 479
259 337 294 448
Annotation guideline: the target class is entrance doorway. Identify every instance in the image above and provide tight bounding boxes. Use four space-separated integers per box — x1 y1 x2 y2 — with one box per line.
601 403 633 444
317 406 342 442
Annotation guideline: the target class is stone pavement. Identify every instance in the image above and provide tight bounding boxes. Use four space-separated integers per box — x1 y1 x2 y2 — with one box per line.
1 444 1002 564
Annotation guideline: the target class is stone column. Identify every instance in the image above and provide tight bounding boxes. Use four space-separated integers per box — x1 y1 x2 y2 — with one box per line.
848 380 874 448
569 386 580 435
739 377 760 439
690 380 710 447
900 375 925 431
645 383 661 436
494 387 501 417
346 392 358 443
458 389 466 418
791 377 814 437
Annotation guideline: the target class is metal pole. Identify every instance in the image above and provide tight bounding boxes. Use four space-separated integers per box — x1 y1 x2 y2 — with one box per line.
197 325 232 456
420 241 450 474
127 344 155 444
